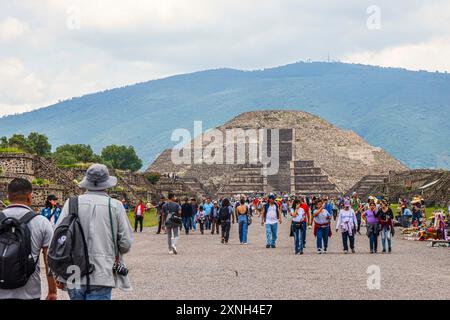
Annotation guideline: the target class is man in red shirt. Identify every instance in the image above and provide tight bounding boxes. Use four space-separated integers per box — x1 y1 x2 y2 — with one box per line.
134 199 146 232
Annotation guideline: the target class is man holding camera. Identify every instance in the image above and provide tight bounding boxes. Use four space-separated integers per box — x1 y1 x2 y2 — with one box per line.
55 164 134 300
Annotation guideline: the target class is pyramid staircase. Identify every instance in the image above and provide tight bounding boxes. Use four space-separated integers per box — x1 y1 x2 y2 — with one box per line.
290 160 341 196
346 175 388 198
216 164 266 197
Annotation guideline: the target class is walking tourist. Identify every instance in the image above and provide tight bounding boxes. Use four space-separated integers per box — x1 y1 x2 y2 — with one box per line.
203 197 213 230
163 193 182 254
313 198 331 254
291 201 306 255
134 199 145 233
55 164 133 300
0 178 57 300
181 198 192 235
298 197 309 247
355 203 363 235
40 194 61 226
378 199 394 254
281 199 289 218
218 198 234 244
196 205 206 234
336 200 358 254
156 197 166 234
211 201 220 235
236 198 249 244
362 201 380 253
261 195 282 248
191 198 198 231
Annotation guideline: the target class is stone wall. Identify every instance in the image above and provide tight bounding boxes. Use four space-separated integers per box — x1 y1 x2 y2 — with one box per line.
366 169 450 207
0 153 35 180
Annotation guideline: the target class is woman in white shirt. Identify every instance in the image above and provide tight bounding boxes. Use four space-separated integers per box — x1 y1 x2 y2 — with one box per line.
291 203 306 255
336 200 358 254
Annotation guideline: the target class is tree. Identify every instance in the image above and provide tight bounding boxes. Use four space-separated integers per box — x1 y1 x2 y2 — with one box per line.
55 144 96 163
27 132 51 156
101 145 143 172
0 136 8 147
52 150 78 166
8 134 31 152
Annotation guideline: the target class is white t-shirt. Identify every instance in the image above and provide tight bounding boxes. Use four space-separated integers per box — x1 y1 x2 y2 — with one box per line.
292 207 306 222
265 204 279 225
136 206 142 216
313 208 331 225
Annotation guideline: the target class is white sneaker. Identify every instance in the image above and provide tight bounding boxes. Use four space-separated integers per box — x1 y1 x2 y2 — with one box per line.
317 249 322 254
169 250 174 255
172 245 177 254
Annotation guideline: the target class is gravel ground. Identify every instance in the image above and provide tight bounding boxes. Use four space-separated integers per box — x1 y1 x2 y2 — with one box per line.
43 217 450 300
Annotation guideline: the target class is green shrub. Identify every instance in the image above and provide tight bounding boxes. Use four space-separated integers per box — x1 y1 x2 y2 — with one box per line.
145 172 161 184
0 146 27 153
31 178 51 186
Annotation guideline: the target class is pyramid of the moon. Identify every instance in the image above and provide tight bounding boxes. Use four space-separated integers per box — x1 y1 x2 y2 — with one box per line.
147 110 407 196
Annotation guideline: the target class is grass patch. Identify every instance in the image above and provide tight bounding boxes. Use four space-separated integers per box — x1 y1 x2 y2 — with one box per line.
0 147 27 153
127 208 158 228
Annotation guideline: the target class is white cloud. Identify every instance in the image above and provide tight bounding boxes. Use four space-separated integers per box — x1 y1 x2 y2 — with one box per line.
0 17 29 41
342 36 450 73
0 58 47 115
0 1 449 116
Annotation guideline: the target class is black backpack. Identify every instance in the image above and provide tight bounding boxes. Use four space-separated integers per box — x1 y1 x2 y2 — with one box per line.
48 197 94 288
218 206 229 222
0 210 38 289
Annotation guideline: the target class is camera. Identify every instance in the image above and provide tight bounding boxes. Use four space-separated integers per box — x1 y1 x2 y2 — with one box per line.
113 262 129 276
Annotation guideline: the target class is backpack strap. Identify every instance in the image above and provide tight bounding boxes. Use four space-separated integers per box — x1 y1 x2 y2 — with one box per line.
19 211 38 225
0 211 6 224
69 197 79 217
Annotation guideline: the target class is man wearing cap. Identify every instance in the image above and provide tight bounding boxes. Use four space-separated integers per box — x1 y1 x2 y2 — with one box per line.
261 195 282 248
56 164 133 300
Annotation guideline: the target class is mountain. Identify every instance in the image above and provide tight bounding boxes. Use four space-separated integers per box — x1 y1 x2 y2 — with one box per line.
0 61 449 169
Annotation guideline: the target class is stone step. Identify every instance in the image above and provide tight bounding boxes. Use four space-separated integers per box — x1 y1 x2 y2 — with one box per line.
292 160 315 168
293 167 322 174
294 175 330 183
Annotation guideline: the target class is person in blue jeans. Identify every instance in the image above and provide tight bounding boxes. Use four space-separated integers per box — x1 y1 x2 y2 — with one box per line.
68 286 112 300
313 198 331 254
181 198 192 235
191 198 198 231
291 203 306 255
261 195 282 248
203 198 214 230
236 198 249 244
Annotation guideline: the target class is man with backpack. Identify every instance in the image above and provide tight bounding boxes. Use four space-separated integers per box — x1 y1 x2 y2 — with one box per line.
52 164 133 300
162 193 182 254
0 178 57 300
261 195 282 248
218 198 234 244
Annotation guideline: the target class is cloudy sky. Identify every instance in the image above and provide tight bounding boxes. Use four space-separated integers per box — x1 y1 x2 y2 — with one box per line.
1 0 449 116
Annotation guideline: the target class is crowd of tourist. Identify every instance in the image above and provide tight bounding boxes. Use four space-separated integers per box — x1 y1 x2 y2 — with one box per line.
145 192 427 256
0 163 448 301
